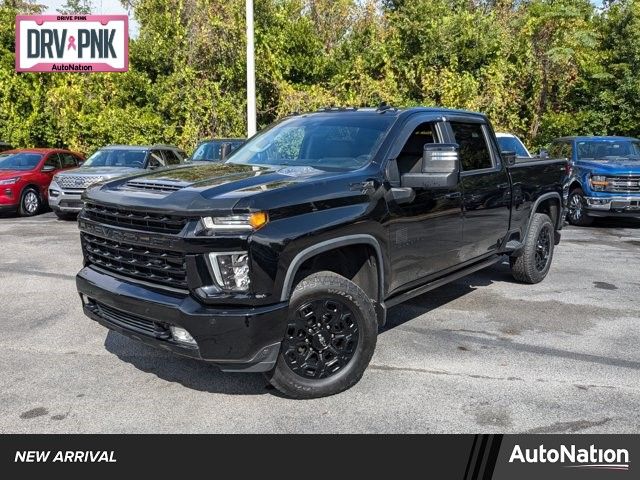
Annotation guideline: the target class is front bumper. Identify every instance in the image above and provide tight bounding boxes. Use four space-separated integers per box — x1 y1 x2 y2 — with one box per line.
585 196 640 218
48 183 84 212
76 266 288 372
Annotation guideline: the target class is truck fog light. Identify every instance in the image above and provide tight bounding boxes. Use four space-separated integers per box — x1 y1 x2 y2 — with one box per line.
80 294 90 306
170 326 197 345
49 189 60 197
209 252 250 292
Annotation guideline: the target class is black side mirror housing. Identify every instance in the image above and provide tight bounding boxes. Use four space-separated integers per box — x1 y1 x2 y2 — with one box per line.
401 143 460 189
501 150 517 166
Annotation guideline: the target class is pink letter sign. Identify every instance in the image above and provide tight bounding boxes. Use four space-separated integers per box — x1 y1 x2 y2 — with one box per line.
16 15 129 72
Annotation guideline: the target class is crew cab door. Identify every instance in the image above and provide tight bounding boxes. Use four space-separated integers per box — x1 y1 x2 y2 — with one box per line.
384 116 464 293
445 119 511 262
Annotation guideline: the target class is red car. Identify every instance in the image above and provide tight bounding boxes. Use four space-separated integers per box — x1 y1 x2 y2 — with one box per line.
0 148 84 216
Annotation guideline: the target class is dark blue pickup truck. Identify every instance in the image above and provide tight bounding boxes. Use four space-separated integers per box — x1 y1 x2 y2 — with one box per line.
550 136 640 226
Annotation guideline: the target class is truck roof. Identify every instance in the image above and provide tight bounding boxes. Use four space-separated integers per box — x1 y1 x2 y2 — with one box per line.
294 106 488 120
556 135 639 142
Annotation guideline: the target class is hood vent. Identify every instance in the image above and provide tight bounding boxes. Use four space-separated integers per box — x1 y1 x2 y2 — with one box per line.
123 179 188 193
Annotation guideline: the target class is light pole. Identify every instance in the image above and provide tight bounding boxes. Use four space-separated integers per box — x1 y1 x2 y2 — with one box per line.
246 0 257 138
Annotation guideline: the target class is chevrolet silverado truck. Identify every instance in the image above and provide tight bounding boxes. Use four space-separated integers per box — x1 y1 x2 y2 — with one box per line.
549 136 640 226
76 107 567 398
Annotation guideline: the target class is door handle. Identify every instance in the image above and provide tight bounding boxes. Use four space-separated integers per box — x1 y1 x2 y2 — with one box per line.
445 192 462 199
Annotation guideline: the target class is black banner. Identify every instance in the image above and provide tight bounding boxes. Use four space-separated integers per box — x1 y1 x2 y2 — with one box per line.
0 435 636 478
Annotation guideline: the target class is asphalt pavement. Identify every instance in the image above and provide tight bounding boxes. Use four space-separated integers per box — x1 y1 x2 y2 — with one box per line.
0 212 638 433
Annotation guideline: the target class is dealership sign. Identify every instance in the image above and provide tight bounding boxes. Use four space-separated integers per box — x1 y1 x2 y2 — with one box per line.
15 15 128 72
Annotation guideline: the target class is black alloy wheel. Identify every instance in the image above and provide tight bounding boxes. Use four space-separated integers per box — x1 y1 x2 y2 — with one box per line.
282 298 359 379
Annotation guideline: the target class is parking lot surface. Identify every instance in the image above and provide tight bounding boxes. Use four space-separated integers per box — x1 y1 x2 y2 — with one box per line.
0 212 639 433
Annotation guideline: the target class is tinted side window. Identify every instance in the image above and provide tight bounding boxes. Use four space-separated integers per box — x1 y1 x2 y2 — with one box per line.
163 149 181 165
44 153 62 169
147 150 165 168
60 153 78 168
450 122 493 171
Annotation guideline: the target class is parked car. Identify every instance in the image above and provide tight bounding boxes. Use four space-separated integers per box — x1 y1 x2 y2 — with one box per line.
496 132 532 158
49 144 186 219
0 142 13 153
188 138 244 163
76 107 567 398
0 148 84 216
550 136 640 226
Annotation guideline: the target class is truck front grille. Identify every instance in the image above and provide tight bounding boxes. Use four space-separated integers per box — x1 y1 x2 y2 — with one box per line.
83 202 188 234
58 175 104 190
606 176 640 193
90 301 171 339
81 233 188 289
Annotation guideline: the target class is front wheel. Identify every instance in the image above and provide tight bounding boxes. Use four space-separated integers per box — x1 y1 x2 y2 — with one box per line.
265 271 377 399
18 187 41 217
510 213 555 284
567 188 594 226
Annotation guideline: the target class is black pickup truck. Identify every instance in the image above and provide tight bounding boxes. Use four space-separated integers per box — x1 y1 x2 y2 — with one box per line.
76 107 566 398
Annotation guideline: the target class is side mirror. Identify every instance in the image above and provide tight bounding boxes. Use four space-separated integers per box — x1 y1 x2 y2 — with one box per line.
41 165 56 172
77 161 84 166
401 143 460 189
501 150 517 166
539 149 549 159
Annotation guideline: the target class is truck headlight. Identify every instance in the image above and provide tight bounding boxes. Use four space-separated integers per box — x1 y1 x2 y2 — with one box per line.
201 212 268 232
590 175 608 191
208 252 250 291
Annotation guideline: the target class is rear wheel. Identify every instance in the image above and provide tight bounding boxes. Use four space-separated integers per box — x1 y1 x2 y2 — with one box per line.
265 271 377 399
567 187 594 226
510 213 555 284
18 187 41 217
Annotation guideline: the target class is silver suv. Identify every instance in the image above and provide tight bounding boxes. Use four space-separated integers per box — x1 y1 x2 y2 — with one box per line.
49 145 186 219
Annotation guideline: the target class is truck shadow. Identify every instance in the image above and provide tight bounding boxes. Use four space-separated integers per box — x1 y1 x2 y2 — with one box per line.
380 258 514 334
103 332 277 397
102 258 516 397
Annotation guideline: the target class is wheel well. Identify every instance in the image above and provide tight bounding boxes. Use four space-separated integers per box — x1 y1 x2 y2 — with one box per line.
535 197 560 229
291 244 379 303
568 180 581 193
20 184 41 199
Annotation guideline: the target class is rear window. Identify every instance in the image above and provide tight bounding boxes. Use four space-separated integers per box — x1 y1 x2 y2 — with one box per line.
497 136 529 157
83 149 147 168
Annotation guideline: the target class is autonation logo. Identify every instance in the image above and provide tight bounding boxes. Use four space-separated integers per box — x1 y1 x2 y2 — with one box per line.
509 444 630 471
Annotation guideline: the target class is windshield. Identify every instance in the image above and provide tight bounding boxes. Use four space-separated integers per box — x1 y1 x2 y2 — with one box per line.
0 153 43 170
228 114 395 170
192 142 228 162
497 136 530 157
576 140 640 160
83 149 148 168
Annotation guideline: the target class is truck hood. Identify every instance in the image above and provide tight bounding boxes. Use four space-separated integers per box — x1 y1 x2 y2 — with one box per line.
84 163 364 214
58 166 143 177
576 158 640 174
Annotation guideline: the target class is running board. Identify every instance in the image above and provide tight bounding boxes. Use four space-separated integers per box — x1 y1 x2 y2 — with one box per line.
384 255 503 308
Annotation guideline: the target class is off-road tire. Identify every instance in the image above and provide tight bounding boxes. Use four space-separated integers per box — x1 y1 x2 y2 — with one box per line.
510 213 555 284
265 271 377 399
